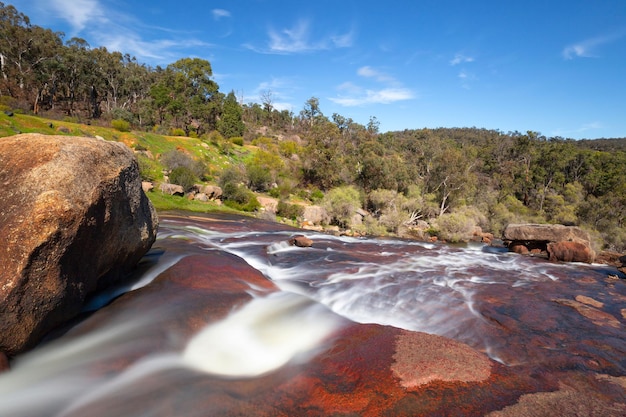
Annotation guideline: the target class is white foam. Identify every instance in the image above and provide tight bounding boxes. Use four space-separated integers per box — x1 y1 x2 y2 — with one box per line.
183 292 344 377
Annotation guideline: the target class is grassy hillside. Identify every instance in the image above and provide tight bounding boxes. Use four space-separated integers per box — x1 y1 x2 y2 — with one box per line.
0 112 251 215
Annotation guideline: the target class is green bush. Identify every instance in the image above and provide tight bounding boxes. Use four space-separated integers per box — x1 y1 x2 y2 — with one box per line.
246 164 272 192
206 130 224 146
277 201 304 220
169 166 197 192
161 150 206 179
222 183 260 212
111 107 134 123
433 212 476 243
323 185 363 228
111 119 131 132
170 128 186 137
137 154 162 182
231 136 244 146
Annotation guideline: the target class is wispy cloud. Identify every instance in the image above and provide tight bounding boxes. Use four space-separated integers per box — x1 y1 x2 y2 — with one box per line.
212 9 231 20
49 0 106 32
552 122 604 137
457 70 477 89
28 0 213 64
246 19 353 54
450 53 475 66
357 66 395 83
331 88 414 106
330 66 415 106
562 32 624 59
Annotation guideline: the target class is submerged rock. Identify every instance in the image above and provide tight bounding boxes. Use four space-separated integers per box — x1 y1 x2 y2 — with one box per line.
0 134 158 357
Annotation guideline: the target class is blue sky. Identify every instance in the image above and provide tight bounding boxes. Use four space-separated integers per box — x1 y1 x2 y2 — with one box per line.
10 0 626 139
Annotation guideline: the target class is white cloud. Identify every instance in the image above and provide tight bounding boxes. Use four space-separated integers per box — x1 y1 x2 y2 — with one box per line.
50 0 106 32
247 20 353 54
330 88 415 106
212 9 231 20
450 53 475 66
331 67 415 106
330 30 355 48
268 20 312 53
552 122 603 137
562 32 623 59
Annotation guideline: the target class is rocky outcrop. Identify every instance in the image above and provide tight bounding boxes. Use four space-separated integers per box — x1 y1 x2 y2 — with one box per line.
302 205 329 225
159 182 184 196
503 223 595 263
503 223 591 243
547 241 595 263
0 134 158 357
257 196 278 213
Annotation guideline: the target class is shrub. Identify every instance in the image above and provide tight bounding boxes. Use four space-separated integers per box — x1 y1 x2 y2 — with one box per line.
170 128 186 137
433 212 476 243
246 164 272 192
323 185 363 228
169 166 197 192
222 184 260 212
111 119 131 132
231 136 244 146
218 165 247 189
111 107 134 123
161 150 206 179
277 201 304 220
206 130 224 146
279 140 298 157
137 154 162 182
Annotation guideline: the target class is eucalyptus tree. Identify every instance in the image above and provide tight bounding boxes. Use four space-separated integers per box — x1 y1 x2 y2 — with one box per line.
167 57 221 135
0 2 63 109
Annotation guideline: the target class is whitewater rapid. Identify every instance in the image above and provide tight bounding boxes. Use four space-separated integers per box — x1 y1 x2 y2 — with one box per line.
0 216 616 416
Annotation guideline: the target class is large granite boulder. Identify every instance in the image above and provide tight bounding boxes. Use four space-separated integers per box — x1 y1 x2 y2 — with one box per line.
0 134 158 357
503 223 595 263
503 223 591 243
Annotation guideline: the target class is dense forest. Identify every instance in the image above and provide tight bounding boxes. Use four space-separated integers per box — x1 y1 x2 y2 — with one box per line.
1 3 625 251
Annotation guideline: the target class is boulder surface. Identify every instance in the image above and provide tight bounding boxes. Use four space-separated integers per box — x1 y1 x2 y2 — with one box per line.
0 134 158 357
503 223 595 263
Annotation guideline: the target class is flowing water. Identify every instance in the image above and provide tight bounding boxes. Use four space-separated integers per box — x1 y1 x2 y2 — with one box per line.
0 213 624 416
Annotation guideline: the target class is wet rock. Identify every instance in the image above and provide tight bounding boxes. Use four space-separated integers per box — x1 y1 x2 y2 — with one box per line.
548 241 595 263
487 374 626 417
289 235 313 247
554 298 621 328
0 351 9 372
575 295 604 308
0 134 158 357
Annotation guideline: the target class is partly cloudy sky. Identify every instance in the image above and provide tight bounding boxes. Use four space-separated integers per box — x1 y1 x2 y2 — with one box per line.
10 0 626 138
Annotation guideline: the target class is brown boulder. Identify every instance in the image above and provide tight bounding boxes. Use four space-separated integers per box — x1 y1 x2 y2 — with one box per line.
0 134 158 357
547 241 595 263
203 185 222 200
504 224 594 263
289 235 313 247
503 223 591 244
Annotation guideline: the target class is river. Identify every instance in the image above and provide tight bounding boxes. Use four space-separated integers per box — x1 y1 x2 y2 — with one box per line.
0 212 624 416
